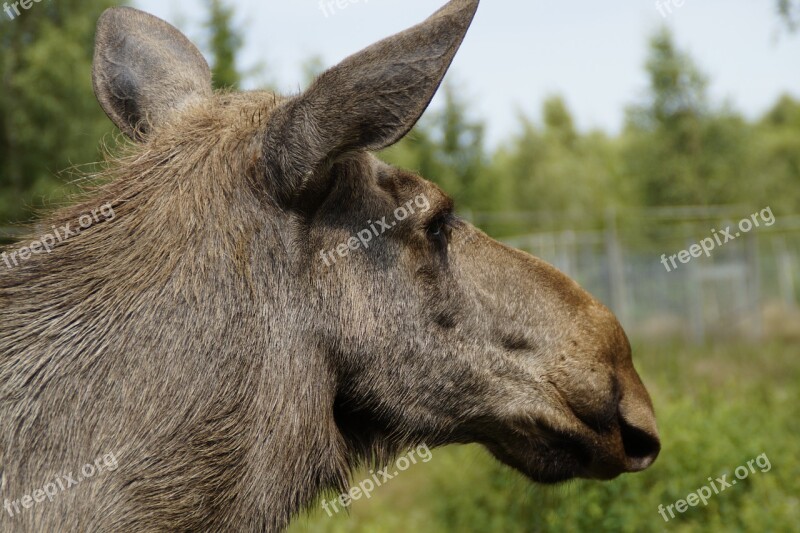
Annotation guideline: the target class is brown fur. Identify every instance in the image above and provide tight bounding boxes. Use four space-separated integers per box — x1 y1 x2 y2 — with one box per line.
0 2 659 531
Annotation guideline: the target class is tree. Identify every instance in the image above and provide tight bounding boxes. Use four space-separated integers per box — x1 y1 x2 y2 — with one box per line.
301 55 326 87
430 84 488 208
622 28 753 208
492 96 624 231
626 28 708 132
542 95 577 148
778 0 800 31
203 0 243 90
0 0 118 227
751 95 800 213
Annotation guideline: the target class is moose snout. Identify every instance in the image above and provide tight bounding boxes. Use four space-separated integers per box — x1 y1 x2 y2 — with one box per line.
573 306 660 477
550 319 661 479
567 398 659 481
583 370 661 479
617 405 661 472
616 377 661 472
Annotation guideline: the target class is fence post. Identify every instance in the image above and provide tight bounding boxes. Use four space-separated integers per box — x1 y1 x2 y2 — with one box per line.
745 232 763 339
775 235 797 311
686 244 705 344
605 209 629 329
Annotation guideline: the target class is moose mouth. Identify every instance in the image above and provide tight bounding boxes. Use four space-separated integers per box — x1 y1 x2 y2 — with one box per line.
481 418 635 484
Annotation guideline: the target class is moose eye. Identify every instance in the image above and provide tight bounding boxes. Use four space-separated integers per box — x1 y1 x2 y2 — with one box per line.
426 213 454 251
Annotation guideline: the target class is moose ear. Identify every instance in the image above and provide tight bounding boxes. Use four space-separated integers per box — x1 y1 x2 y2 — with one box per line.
264 0 479 198
92 7 212 141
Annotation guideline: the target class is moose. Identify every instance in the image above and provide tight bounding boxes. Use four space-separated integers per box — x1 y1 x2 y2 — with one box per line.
0 0 660 530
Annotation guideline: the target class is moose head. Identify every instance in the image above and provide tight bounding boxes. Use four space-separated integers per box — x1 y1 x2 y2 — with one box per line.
0 1 659 530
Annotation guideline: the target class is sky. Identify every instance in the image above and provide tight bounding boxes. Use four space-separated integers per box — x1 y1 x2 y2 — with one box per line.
135 0 800 145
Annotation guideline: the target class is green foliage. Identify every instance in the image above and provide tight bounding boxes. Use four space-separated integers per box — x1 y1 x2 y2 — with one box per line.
301 55 326 87
384 27 800 225
490 97 625 232
616 28 800 214
289 340 800 532
203 0 243 90
0 0 118 225
629 28 710 129
751 95 800 215
622 29 754 209
3 6 799 233
778 0 800 31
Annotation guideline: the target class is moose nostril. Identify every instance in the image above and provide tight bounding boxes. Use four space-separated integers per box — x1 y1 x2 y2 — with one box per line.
619 418 661 471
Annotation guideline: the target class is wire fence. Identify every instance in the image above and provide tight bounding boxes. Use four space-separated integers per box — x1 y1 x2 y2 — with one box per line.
481 207 800 343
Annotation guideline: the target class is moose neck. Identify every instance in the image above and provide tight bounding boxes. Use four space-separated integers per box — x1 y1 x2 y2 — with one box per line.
155 233 352 529
0 191 348 531
243 340 347 530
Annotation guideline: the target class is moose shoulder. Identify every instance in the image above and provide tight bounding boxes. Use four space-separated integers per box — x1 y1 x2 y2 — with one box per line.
0 1 660 531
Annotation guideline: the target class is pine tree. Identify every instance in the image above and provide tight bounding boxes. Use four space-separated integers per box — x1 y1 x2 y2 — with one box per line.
623 28 752 208
204 0 243 90
0 0 118 227
778 0 800 31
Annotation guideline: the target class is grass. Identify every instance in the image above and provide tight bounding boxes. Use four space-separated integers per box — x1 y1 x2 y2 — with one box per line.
288 339 800 532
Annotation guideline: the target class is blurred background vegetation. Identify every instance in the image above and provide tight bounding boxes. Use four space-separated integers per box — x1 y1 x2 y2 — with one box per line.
1 1 798 532
2 1 800 231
